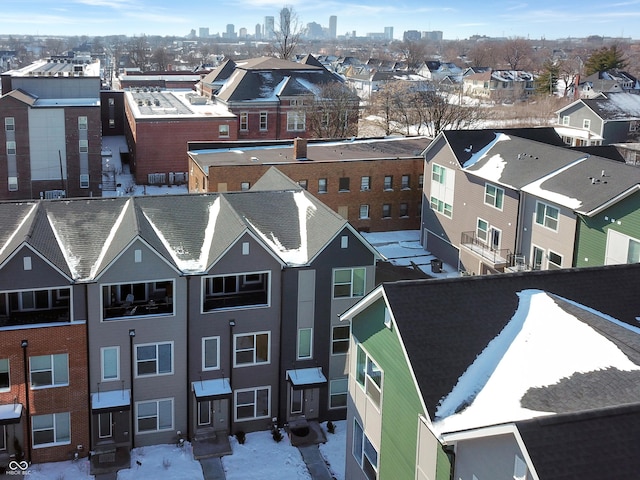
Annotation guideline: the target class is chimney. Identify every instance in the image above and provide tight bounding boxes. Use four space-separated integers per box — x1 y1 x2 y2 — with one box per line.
294 138 308 160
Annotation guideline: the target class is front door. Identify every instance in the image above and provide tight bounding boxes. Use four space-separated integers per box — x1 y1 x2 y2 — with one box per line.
198 400 214 427
532 246 544 270
287 386 320 421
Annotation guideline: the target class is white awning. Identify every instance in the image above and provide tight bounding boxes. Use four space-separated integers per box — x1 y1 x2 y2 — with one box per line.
0 403 22 425
286 367 327 389
91 389 131 412
192 378 232 400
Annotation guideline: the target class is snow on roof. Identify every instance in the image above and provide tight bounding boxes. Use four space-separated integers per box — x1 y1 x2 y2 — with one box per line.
461 133 509 169
553 126 604 141
248 190 317 266
0 402 22 422
144 197 221 273
521 157 588 209
47 210 81 280
286 367 327 386
192 378 232 398
91 389 130 411
598 93 640 119
89 198 131 280
0 203 36 258
433 290 640 435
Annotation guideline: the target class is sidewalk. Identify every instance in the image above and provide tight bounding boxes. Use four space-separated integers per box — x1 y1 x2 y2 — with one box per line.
298 444 334 480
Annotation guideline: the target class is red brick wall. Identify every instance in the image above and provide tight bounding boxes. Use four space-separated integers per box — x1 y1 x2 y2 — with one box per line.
0 95 32 200
0 325 90 464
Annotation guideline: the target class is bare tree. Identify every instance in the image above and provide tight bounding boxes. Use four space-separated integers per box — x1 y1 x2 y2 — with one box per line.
305 82 360 138
501 37 533 70
393 39 429 69
273 6 303 60
150 47 173 71
128 35 150 70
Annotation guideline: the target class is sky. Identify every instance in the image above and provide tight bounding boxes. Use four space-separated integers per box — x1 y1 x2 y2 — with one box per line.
3 0 640 41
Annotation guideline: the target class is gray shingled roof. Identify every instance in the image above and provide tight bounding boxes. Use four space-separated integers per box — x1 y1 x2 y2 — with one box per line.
582 92 640 120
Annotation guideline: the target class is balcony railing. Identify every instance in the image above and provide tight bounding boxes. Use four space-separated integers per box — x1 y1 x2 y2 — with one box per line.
461 232 511 267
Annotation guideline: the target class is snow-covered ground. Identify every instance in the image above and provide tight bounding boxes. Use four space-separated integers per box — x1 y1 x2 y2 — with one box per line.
22 421 346 479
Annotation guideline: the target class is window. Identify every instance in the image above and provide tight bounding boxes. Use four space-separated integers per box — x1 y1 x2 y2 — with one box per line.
79 140 88 153
532 246 544 270
484 183 504 210
240 181 250 191
291 388 303 414
78 116 87 130
535 202 559 231
234 332 270 366
103 280 174 320
239 112 248 131
361 176 370 191
353 418 378 480
332 325 350 354
242 242 250 255
562 115 570 125
477 218 489 243
514 455 527 480
32 412 70 447
5 117 15 131
136 398 173 433
401 175 410 189
202 272 269 311
98 412 112 439
583 118 591 130
382 204 391 218
432 164 446 184
399 203 408 217
418 174 424 187
339 177 350 192
355 345 382 408
30 354 68 388
136 342 173 377
297 328 312 360
108 98 115 106
383 176 393 190
202 337 220 371
80 174 89 188
298 179 308 190
219 124 229 137
0 425 5 450
330 377 348 408
109 119 115 128
8 176 18 191
287 111 305 131
359 205 369 219
430 164 453 218
0 359 9 391
290 99 303 106
235 386 270 421
318 178 327 193
628 239 640 263
101 347 119 381
260 112 268 131
333 268 365 298
548 251 562 269
341 235 348 248
6 141 16 155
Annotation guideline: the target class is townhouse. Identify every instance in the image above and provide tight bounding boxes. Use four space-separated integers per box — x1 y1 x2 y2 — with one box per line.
462 69 536 103
340 263 640 480
0 52 102 200
421 127 640 274
0 170 377 473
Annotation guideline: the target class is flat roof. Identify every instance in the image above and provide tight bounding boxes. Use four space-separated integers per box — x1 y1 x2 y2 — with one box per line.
125 89 234 119
189 136 430 168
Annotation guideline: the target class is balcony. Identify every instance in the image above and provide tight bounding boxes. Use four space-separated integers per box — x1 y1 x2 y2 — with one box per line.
103 281 174 320
0 288 71 327
460 232 511 268
202 272 269 312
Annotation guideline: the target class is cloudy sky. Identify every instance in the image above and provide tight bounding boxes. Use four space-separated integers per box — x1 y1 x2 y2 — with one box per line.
4 0 640 40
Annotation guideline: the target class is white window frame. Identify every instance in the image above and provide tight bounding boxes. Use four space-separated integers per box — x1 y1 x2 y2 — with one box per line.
101 346 120 382
333 267 366 299
240 181 250 191
79 139 88 153
355 344 383 409
583 118 591 130
135 342 173 377
361 176 370 191
80 173 89 188
329 377 348 409
0 358 9 392
219 124 230 137
318 178 327 193
359 204 370 219
136 398 174 434
234 386 271 422
286 111 306 131
562 115 570 125
8 176 18 191
78 116 88 130
32 412 71 448
297 328 313 360
259 111 268 131
548 250 563 269
234 331 270 367
239 112 248 131
290 388 303 414
198 400 212 426
484 183 504 210
383 176 393 191
401 174 410 189
6 141 16 155
5 117 15 131
202 336 220 371
477 218 489 243
535 201 559 231
352 417 379 480
30 354 69 389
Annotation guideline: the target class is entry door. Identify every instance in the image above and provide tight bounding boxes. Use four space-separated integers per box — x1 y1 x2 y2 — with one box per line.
290 388 304 415
532 246 544 270
198 400 214 427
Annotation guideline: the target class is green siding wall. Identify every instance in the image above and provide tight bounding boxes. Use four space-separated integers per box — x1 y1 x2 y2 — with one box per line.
353 298 451 480
575 190 640 267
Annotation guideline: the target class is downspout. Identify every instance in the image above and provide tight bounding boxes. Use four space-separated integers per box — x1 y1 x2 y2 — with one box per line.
128 329 136 450
228 319 235 435
84 284 93 458
514 190 526 266
21 340 31 463
277 265 285 427
185 275 192 441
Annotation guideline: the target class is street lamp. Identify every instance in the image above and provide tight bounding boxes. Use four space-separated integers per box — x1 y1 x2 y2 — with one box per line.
128 329 135 449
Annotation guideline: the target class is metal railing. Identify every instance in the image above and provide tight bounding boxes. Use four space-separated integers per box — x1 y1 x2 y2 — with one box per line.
460 231 511 266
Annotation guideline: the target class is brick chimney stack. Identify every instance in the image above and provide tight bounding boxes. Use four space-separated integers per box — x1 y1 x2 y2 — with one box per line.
294 138 308 160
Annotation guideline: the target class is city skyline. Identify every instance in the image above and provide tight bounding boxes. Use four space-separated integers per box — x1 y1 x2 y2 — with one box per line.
3 0 640 40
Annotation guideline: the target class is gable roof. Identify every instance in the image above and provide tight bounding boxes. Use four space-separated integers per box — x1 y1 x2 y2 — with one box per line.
582 92 640 120
377 264 640 433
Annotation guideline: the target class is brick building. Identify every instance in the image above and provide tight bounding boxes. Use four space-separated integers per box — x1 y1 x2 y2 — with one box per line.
187 136 430 232
0 53 102 200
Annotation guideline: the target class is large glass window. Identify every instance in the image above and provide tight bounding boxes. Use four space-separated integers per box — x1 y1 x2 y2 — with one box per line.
297 328 312 360
430 197 452 218
136 342 173 377
484 183 504 209
333 268 366 298
353 418 378 480
329 377 348 408
355 345 382 408
234 332 270 366
136 399 173 433
432 164 446 184
628 239 640 263
202 272 269 311
103 280 174 320
332 325 350 355
101 347 119 381
32 412 70 447
235 387 270 421
287 111 305 131
202 337 220 371
535 202 559 231
30 354 68 388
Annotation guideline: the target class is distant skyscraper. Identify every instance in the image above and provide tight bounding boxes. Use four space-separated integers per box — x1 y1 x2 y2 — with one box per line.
226 24 235 39
255 23 262 39
329 16 337 39
384 26 394 40
199 27 209 38
239 27 247 38
264 16 275 39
